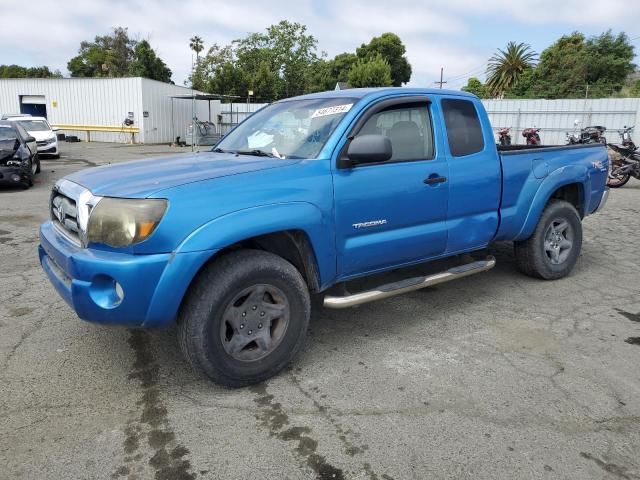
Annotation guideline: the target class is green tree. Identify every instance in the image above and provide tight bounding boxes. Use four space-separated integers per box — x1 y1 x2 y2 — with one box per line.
305 59 335 93
67 27 172 82
461 77 487 98
348 55 393 88
233 20 319 98
304 53 358 93
356 33 411 86
630 79 640 97
196 44 247 96
0 65 62 78
252 60 279 100
519 31 635 99
189 35 205 90
129 40 172 82
486 41 537 98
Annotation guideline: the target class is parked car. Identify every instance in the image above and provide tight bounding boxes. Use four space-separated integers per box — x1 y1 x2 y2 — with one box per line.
39 88 609 387
0 120 40 188
10 116 59 158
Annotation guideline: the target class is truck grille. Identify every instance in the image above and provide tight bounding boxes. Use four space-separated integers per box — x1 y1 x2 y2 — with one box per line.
51 190 81 244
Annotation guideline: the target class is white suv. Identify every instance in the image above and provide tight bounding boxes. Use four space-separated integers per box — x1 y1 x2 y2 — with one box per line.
10 116 59 158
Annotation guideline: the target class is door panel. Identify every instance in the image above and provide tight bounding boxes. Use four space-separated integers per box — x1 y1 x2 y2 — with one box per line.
333 101 449 278
440 98 501 253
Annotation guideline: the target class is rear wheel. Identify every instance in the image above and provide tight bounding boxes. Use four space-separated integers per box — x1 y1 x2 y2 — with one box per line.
177 249 310 387
514 200 582 280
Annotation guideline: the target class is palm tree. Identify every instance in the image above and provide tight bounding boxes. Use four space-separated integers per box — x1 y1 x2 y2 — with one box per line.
486 42 537 98
189 35 204 65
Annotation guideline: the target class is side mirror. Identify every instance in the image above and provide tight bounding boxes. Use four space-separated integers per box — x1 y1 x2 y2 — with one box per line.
25 136 36 143
341 134 392 168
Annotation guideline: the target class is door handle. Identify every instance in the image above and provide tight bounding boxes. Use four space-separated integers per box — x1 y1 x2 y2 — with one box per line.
424 175 447 185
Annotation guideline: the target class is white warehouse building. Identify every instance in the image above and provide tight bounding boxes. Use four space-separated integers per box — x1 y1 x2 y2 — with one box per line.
0 77 220 144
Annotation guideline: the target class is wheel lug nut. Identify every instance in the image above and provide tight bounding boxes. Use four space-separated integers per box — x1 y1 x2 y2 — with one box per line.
240 324 244 329
248 330 252 335
252 306 257 310
260 312 265 317
242 312 246 317
258 323 263 328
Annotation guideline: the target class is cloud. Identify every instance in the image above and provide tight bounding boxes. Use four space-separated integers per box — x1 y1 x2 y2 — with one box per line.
0 0 637 90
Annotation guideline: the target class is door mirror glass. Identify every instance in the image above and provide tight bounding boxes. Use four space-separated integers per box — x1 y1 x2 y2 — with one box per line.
347 134 392 165
25 135 36 143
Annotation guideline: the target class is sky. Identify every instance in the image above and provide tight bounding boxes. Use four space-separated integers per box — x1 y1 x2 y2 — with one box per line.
1 0 639 91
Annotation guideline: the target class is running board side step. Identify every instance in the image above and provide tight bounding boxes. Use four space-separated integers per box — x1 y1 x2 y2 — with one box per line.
323 256 496 309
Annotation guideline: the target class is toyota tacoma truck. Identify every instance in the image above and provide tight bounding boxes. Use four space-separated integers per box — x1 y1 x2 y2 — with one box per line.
39 88 609 387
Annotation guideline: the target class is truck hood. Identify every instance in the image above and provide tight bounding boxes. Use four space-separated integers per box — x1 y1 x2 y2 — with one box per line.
65 151 298 197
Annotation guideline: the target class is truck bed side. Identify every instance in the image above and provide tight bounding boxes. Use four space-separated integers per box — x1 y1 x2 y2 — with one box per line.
494 143 609 241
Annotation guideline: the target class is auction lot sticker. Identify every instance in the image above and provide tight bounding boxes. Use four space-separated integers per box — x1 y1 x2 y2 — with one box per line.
311 104 353 118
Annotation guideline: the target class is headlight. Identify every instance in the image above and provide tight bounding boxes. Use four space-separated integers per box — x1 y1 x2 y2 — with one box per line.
87 198 167 247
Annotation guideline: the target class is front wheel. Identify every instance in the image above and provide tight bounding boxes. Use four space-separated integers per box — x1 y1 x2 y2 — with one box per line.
608 159 631 188
177 250 310 387
514 200 582 280
608 171 631 188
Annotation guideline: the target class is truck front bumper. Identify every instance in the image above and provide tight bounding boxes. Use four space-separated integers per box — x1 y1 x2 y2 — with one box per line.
39 221 215 327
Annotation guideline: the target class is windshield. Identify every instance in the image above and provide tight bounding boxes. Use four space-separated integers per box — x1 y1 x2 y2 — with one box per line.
0 126 17 141
215 97 357 159
16 119 50 132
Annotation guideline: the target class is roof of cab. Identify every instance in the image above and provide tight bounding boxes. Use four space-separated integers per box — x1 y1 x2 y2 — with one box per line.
278 87 476 102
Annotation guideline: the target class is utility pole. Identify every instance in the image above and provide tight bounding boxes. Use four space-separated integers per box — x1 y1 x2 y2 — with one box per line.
435 67 447 89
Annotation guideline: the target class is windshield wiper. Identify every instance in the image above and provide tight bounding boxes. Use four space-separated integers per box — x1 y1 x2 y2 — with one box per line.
212 147 231 153
235 149 277 158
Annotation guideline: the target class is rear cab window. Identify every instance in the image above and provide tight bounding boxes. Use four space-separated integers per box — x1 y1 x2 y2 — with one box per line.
441 99 484 157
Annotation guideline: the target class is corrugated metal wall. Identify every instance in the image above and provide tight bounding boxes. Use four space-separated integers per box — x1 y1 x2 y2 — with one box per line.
219 102 266 134
0 77 143 142
140 79 215 144
482 98 640 145
0 78 219 144
220 98 640 146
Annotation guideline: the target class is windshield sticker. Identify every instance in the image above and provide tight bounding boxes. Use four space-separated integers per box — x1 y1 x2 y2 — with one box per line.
311 103 353 118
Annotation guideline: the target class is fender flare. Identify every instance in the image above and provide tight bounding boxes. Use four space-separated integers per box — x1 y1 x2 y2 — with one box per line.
175 201 336 287
515 165 591 241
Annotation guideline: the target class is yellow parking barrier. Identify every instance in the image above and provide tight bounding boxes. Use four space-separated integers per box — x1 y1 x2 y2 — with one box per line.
52 124 140 143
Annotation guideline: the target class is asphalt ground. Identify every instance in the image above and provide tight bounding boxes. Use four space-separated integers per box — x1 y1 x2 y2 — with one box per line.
1 142 639 480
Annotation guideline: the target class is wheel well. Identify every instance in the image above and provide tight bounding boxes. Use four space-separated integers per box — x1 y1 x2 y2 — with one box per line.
217 230 321 292
550 183 584 217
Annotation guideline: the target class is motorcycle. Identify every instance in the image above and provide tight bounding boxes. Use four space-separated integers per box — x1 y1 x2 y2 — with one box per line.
497 127 511 146
619 125 636 151
607 143 640 188
566 120 607 145
522 127 541 146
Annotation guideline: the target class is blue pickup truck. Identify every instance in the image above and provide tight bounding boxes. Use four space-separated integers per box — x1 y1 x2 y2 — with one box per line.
39 88 609 386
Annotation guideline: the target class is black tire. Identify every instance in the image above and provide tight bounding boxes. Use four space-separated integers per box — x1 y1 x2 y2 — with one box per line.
177 249 310 387
23 158 35 188
608 173 631 188
35 154 41 174
514 200 582 280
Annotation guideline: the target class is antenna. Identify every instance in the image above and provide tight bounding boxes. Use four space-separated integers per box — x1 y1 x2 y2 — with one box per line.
434 67 447 89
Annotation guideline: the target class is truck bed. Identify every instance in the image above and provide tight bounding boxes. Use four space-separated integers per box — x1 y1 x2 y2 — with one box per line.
495 143 608 241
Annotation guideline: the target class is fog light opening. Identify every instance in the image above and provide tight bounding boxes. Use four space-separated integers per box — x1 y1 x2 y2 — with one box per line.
11 173 21 182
